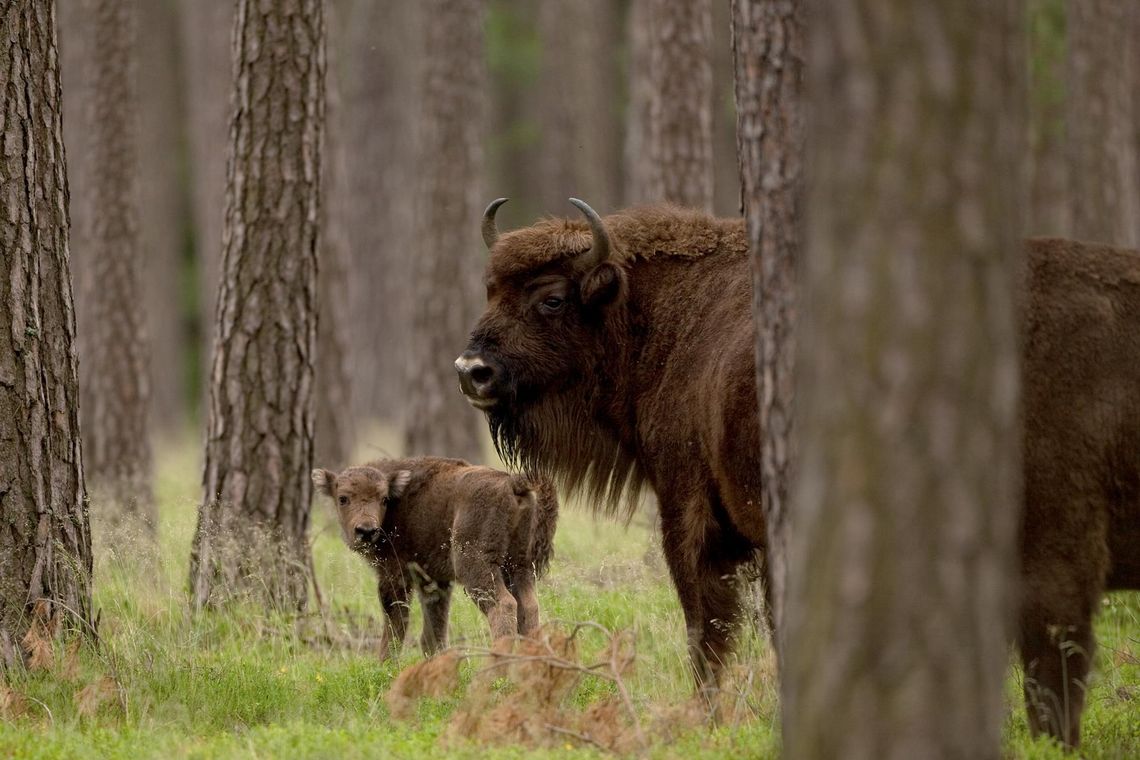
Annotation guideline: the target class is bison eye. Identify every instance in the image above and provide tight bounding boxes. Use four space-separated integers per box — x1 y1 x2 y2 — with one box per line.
337 495 348 506
540 295 565 312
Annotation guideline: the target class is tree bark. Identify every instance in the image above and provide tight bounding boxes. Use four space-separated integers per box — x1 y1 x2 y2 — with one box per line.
624 0 653 206
315 0 354 468
79 0 153 528
1066 0 1138 246
711 0 739 217
0 0 94 659
786 1 1024 757
536 0 621 213
342 0 421 432
138 0 191 438
1026 0 1069 237
646 0 714 211
731 0 804 663
190 0 325 612
180 0 232 409
403 0 487 464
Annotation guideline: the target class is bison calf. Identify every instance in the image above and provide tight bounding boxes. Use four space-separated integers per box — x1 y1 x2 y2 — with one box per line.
312 458 558 658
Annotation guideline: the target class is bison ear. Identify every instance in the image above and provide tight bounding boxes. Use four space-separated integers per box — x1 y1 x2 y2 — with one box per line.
389 470 412 499
312 469 335 497
579 261 627 309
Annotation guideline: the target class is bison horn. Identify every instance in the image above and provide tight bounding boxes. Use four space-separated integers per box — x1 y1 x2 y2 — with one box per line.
482 198 509 249
568 198 611 269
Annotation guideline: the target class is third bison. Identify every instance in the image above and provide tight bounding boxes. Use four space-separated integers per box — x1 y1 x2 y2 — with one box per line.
455 199 1139 748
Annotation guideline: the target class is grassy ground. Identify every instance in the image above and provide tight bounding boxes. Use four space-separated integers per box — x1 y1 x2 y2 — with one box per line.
0 435 1137 758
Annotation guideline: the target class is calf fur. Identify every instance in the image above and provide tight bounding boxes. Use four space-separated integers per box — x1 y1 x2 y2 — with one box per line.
312 457 558 658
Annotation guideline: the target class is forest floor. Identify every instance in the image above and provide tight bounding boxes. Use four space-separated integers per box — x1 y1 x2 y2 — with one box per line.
0 433 1137 759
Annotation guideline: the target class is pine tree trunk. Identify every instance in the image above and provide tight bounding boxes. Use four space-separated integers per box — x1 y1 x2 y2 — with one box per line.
315 0 354 468
536 0 621 213
1067 0 1139 246
0 0 94 662
342 0 420 432
731 0 804 661
623 0 654 206
81 0 153 528
403 0 487 464
646 0 714 211
180 0 232 408
190 0 325 612
785 1 1024 757
139 0 190 439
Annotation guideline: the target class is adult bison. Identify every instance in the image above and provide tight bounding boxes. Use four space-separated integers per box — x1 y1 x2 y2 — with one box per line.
455 199 1140 748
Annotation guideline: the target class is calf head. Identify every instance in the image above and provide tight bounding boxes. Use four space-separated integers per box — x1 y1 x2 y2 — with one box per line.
311 466 411 550
456 198 628 465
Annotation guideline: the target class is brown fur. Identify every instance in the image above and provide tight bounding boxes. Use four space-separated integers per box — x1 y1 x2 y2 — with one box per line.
312 457 559 658
459 204 1140 748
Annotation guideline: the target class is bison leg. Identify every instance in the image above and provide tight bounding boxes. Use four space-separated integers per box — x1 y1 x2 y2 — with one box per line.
508 569 541 637
377 577 411 661
1019 598 1095 749
457 560 518 641
418 581 452 656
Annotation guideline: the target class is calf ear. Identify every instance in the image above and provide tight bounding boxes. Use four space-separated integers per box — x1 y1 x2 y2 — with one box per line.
580 262 627 309
389 470 412 498
311 469 335 496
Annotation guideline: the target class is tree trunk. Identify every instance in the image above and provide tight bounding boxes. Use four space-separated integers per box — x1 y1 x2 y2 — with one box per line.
315 0 354 468
139 0 191 439
342 0 421 433
1066 0 1138 246
731 0 804 663
403 0 487 464
1027 0 1070 237
180 0 232 414
536 0 621 213
646 0 714 211
785 1 1024 757
624 0 653 206
190 0 325 612
711 0 739 217
0 0 94 661
79 0 153 528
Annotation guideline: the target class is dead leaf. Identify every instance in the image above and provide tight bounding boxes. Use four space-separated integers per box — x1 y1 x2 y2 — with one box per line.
74 676 119 718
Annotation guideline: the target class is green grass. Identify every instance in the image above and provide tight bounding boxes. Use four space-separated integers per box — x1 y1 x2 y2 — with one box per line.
0 434 1136 758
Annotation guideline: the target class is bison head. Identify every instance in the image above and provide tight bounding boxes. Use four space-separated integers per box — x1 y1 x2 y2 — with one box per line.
311 466 411 550
456 198 629 470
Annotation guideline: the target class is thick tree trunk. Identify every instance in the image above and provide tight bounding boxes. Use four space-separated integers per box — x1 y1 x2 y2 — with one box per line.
80 0 153 528
1027 0 1069 237
403 0 487 464
180 0 232 410
711 0 739 217
646 0 714 211
624 0 653 206
0 0 94 661
139 0 190 438
785 1 1024 757
731 0 804 662
190 0 325 612
536 0 621 213
342 0 420 432
1066 0 1138 246
315 0 354 468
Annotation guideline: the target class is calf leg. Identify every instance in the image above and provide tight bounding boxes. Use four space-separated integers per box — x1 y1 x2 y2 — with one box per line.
458 560 518 640
509 569 541 636
377 577 411 661
418 581 452 656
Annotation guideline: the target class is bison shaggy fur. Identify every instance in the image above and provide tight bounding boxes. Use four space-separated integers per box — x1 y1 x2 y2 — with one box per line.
312 457 559 658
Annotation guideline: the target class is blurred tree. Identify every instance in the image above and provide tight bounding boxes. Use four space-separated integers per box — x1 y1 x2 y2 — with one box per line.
316 0 354 468
731 0 804 662
711 0 739 216
536 0 622 213
1027 0 1070 236
403 0 487 464
139 0 192 439
0 0 94 661
342 0 421 433
623 0 653 205
786 1 1024 756
180 0 232 403
78 0 154 529
1067 0 1138 246
190 0 325 611
646 0 713 211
